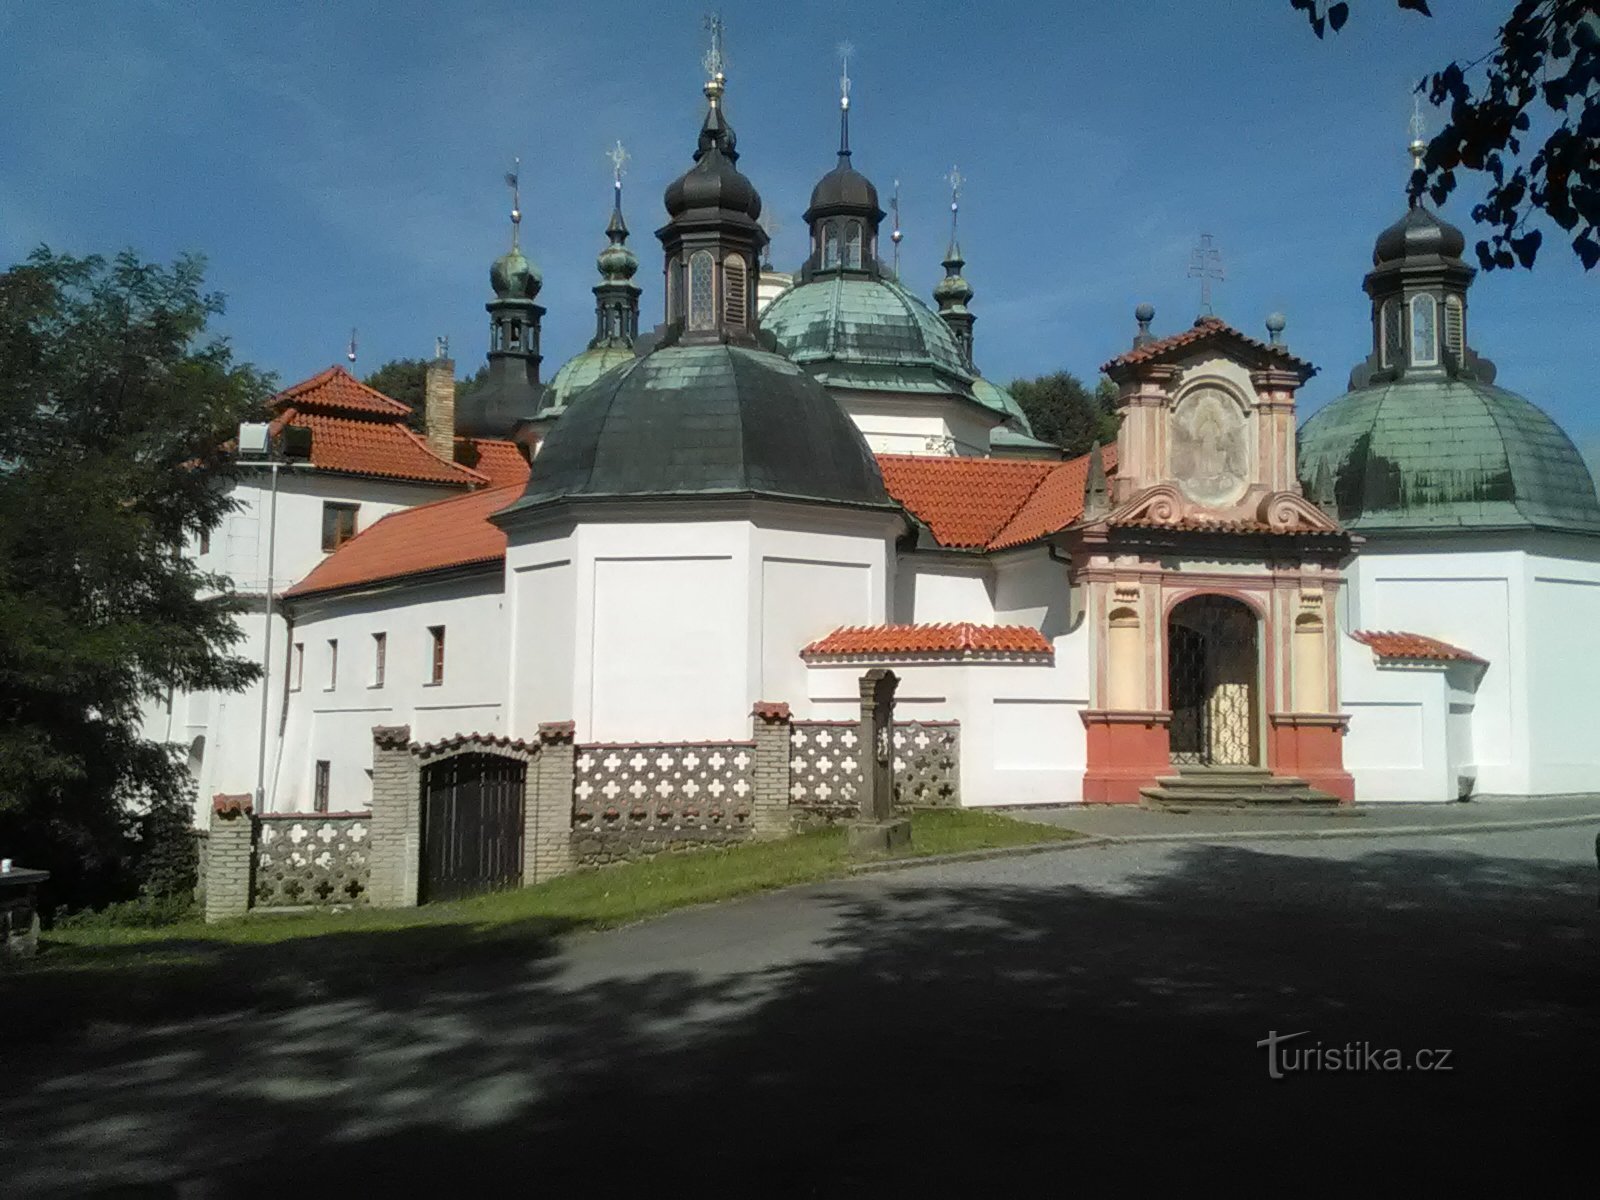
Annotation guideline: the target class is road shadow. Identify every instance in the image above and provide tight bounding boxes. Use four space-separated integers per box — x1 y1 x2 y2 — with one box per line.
1 841 1594 1193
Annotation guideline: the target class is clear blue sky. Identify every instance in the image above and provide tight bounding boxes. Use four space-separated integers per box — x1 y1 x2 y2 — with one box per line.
2 0 1595 446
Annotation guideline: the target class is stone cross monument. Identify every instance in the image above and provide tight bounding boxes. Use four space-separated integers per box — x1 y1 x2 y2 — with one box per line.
848 667 911 855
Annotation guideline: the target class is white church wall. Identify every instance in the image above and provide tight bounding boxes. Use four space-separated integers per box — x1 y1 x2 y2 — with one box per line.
900 557 996 624
1522 538 1600 794
1339 640 1455 802
831 389 996 458
274 571 506 813
507 539 576 735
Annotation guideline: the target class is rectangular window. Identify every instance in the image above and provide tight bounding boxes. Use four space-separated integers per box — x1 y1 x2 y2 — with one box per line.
321 502 359 552
199 528 211 555
372 632 386 687
291 642 304 691
313 760 330 813
327 638 338 690
428 625 445 685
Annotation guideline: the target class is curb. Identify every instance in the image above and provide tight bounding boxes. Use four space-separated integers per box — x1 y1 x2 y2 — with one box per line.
847 812 1600 875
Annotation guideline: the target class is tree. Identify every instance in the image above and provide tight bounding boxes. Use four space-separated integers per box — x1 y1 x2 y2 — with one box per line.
1293 1 1600 269
0 249 271 910
1007 371 1121 457
364 358 491 435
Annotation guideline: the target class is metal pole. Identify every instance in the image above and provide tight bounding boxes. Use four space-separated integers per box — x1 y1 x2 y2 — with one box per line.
255 459 280 811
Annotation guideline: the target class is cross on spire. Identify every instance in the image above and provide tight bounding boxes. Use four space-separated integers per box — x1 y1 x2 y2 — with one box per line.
607 139 629 208
1188 232 1224 317
702 12 726 82
890 178 903 276
836 40 854 157
505 157 522 250
1408 92 1428 171
946 165 963 245
346 327 357 365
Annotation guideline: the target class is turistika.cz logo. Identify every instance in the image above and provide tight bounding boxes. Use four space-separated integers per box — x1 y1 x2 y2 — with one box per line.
1256 1030 1455 1079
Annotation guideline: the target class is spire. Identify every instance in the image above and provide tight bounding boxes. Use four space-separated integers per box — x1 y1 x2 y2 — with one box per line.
593 141 640 350
1083 441 1109 520
837 41 853 162
1408 93 1428 194
505 158 522 250
890 178 902 278
799 48 884 282
933 165 975 363
659 15 764 343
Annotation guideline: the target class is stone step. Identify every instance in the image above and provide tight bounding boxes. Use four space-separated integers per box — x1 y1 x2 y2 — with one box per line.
1140 789 1339 807
1140 766 1341 808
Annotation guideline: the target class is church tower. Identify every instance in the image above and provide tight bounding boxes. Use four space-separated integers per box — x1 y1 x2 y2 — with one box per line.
932 171 975 365
796 51 886 283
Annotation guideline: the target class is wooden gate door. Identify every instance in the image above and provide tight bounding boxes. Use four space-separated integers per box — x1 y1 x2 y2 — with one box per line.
420 753 525 902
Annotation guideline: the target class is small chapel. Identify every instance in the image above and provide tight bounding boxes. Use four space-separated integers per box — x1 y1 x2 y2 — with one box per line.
152 30 1600 872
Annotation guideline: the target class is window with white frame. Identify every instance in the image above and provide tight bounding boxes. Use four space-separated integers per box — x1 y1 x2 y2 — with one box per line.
1410 293 1438 366
688 251 715 330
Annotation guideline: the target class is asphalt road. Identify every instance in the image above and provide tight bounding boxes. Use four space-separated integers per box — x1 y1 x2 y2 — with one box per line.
3 823 1596 1193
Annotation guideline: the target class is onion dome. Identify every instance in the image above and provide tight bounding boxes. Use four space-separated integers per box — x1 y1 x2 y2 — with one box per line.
542 344 635 413
490 247 541 299
663 76 761 223
1373 204 1467 266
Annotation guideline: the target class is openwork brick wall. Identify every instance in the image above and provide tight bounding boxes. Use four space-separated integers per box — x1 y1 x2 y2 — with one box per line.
789 720 960 821
571 741 757 864
254 813 371 908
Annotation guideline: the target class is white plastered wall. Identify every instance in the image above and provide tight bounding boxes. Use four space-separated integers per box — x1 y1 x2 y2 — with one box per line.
831 389 998 457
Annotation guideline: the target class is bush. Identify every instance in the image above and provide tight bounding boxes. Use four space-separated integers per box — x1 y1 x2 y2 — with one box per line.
54 893 197 929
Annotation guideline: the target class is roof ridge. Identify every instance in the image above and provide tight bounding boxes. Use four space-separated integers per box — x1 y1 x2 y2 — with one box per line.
271 364 413 416
395 424 489 486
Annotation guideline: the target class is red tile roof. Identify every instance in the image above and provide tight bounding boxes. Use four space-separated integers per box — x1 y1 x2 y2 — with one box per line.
1100 315 1314 379
267 366 487 487
461 438 531 487
801 623 1054 659
286 483 522 597
877 445 1118 550
1352 630 1485 664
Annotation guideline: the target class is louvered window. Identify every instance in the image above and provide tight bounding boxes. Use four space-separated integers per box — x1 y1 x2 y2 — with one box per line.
670 261 686 323
1381 300 1403 368
1444 295 1464 360
723 257 747 326
689 251 715 330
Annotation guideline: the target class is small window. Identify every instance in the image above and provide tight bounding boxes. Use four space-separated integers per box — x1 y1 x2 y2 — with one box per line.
321 502 359 552
313 761 330 814
199 528 210 555
822 222 840 269
723 257 747 326
509 320 522 349
1410 293 1438 366
1444 295 1464 360
688 250 715 330
291 642 304 691
670 260 686 323
372 632 386 687
326 638 338 690
428 625 445 685
1381 300 1403 369
844 221 862 268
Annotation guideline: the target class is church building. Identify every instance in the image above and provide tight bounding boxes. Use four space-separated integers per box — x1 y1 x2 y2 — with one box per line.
152 42 1600 827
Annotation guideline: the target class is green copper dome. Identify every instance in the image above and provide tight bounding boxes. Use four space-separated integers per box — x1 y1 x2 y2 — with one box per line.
1298 379 1600 535
970 376 1032 432
760 274 978 398
542 345 635 413
490 247 540 299
507 342 892 513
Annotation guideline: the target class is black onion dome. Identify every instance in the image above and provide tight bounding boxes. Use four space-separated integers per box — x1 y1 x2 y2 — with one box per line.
664 101 760 221
808 160 879 215
1374 205 1467 265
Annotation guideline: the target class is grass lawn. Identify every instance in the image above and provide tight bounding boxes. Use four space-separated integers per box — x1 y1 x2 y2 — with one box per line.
3 809 1078 1046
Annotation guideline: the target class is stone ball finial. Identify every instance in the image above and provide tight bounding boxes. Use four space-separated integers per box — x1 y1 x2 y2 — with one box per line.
1265 312 1287 344
1135 302 1155 323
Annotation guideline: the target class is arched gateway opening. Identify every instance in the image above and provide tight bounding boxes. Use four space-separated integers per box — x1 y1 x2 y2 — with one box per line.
1167 595 1260 767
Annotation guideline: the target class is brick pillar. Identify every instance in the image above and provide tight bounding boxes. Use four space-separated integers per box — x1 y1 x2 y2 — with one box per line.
368 725 421 908
204 794 255 923
524 721 576 884
750 702 793 839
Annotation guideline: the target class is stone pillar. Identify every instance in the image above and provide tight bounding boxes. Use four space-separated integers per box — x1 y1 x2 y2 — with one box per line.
750 702 793 839
848 669 910 855
368 725 421 908
424 356 455 463
204 794 255 923
525 721 576 884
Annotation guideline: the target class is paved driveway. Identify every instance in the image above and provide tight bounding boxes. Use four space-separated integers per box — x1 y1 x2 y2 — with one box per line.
3 824 1596 1193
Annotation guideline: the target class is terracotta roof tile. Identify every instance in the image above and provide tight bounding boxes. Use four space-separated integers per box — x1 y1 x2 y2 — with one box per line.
286 483 521 597
801 623 1054 659
1112 514 1343 537
877 445 1117 550
1101 316 1314 379
273 407 488 486
270 365 413 415
1352 630 1485 663
460 438 531 488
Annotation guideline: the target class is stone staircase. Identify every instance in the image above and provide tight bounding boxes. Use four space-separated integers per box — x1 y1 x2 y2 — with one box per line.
1140 766 1341 810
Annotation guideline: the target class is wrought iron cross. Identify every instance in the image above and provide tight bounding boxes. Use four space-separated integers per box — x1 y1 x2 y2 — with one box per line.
946 165 963 240
607 139 629 204
703 12 726 80
346 327 357 365
1189 233 1224 317
505 157 522 249
1408 93 1428 170
838 40 853 108
891 178 903 275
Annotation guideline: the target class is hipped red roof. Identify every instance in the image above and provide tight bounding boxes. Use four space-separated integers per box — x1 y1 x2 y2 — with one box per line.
286 483 522 597
802 623 1054 659
878 444 1118 550
1352 630 1485 664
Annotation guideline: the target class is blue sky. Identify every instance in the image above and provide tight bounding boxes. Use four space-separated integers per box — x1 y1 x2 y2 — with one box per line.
2 0 1595 448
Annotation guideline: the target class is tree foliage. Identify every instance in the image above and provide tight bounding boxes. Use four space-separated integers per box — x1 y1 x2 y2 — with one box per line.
363 358 491 434
1006 372 1120 457
0 249 271 908
1294 0 1600 270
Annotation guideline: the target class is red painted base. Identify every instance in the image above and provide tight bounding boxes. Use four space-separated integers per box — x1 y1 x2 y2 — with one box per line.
1268 714 1355 803
1082 710 1172 804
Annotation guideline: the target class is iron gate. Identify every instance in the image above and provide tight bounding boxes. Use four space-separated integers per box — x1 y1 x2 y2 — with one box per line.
420 753 525 902
1167 596 1259 767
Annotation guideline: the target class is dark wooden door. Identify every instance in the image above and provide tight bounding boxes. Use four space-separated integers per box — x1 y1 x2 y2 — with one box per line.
420 753 525 902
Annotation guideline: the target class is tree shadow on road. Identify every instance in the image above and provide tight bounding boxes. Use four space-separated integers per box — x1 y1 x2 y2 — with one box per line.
2 841 1595 1194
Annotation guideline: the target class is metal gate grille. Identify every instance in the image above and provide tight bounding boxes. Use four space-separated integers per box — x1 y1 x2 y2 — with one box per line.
421 753 525 902
1168 596 1259 767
